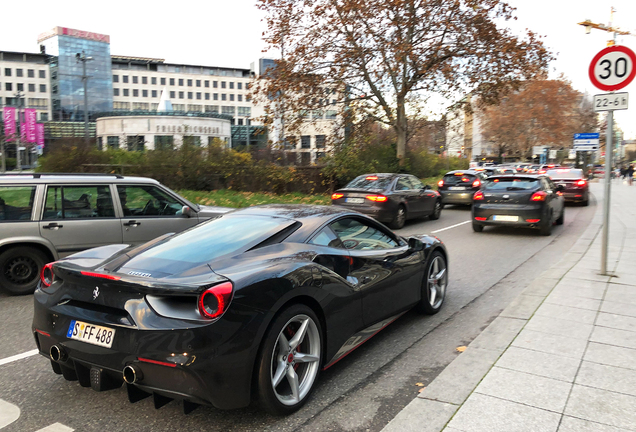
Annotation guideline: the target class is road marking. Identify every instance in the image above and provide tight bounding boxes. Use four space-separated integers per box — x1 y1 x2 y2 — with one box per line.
0 399 20 428
35 423 74 432
431 220 471 234
0 349 39 367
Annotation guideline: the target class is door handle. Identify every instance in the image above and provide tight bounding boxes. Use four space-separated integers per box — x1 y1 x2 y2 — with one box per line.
123 220 141 227
43 223 63 230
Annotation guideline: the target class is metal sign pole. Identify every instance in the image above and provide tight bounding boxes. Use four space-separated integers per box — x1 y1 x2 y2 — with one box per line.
601 111 613 275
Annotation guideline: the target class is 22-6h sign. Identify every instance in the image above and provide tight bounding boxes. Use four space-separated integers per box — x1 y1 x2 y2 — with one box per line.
589 45 636 91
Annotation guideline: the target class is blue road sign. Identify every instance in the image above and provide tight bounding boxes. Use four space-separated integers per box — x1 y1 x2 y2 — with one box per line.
574 133 600 140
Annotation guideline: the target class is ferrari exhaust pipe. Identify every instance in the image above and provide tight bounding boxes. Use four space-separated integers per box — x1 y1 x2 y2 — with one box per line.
123 364 143 384
50 345 67 362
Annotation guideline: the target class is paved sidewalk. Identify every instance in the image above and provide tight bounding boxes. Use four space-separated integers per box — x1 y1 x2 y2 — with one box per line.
383 180 636 432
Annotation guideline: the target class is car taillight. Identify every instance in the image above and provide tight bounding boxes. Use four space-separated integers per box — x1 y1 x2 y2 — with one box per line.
530 191 547 201
473 191 484 201
331 193 344 200
472 179 481 187
198 282 233 320
538 170 547 174
80 271 121 280
366 195 388 202
366 175 378 180
526 219 541 223
438 180 444 187
474 217 487 221
576 179 586 186
40 262 55 288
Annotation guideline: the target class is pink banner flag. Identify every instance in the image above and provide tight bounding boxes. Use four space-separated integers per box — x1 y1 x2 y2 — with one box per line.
3 107 16 142
25 109 37 143
36 123 45 149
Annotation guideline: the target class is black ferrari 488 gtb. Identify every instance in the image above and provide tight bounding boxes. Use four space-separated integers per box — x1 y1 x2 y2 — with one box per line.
33 204 448 414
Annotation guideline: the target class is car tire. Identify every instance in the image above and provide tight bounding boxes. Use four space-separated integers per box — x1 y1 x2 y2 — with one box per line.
0 246 48 295
556 208 564 225
582 199 589 207
256 304 322 415
472 222 483 232
429 200 442 220
389 205 406 229
417 251 447 315
540 212 552 236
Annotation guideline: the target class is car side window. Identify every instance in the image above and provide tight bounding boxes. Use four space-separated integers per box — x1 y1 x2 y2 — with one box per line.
408 176 424 190
117 185 182 217
330 218 398 250
309 227 344 248
396 178 411 191
43 186 115 220
0 186 37 221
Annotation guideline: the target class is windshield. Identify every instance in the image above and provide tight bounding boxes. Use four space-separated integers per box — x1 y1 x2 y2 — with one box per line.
443 173 476 185
485 178 539 190
345 175 392 190
547 169 583 179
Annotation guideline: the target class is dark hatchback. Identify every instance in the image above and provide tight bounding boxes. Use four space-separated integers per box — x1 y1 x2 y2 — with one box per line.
331 173 442 229
472 175 565 236
437 170 486 206
546 168 589 206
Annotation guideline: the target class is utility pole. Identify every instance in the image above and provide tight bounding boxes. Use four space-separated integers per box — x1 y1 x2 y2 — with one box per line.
76 51 93 146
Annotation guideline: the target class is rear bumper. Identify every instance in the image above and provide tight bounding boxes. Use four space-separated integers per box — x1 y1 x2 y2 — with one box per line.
440 190 475 205
563 190 588 202
472 203 545 228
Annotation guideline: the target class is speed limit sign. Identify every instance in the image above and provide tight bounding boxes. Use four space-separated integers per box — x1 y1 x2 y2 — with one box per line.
589 45 636 91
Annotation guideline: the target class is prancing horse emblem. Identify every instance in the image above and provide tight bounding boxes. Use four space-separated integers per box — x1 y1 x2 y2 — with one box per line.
93 286 100 300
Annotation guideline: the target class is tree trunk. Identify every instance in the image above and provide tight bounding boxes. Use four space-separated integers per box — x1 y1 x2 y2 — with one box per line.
396 97 407 166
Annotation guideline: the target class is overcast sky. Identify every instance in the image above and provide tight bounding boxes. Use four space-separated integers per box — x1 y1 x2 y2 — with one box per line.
1 0 635 139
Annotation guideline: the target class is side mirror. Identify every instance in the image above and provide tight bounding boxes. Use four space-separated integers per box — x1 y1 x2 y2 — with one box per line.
181 205 193 218
408 237 424 252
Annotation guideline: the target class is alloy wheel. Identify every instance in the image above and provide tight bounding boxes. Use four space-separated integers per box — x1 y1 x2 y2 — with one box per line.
427 256 447 309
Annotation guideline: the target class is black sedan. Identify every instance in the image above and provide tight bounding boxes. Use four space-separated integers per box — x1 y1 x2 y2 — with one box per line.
546 168 589 206
437 170 486 206
32 205 448 415
331 173 442 229
472 175 565 236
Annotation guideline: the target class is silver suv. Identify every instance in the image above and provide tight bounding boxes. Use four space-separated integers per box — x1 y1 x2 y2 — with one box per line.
0 173 229 295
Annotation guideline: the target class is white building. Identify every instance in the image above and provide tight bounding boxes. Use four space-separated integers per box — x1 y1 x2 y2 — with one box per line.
0 50 51 122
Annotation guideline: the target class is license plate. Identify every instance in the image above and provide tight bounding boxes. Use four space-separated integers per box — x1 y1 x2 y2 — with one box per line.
448 186 465 190
345 198 365 204
493 215 519 222
67 320 115 348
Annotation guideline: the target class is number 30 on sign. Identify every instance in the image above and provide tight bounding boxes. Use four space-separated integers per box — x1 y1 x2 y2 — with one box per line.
589 46 636 91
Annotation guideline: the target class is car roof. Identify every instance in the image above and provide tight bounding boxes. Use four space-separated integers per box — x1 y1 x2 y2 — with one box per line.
0 173 161 185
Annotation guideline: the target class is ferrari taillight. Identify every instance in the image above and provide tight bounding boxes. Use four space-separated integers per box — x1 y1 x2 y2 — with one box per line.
473 191 485 201
198 282 234 320
40 262 55 288
530 191 547 201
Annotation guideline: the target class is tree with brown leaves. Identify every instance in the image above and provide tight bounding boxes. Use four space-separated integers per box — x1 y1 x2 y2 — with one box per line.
254 0 552 165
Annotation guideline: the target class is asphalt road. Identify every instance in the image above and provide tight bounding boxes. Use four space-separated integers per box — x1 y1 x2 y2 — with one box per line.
0 196 597 432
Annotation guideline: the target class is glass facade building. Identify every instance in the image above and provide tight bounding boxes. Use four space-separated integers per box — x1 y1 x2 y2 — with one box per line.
39 27 113 121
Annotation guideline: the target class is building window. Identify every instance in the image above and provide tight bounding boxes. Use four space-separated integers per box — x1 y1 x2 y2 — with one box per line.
179 91 184 99
40 113 48 121
133 89 139 97
28 69 35 78
300 152 311 166
204 80 209 87
113 102 130 110
142 77 147 84
229 82 234 89
17 83 24 91
316 135 326 148
187 79 193 86
221 94 226 101
123 89 129 96
221 81 226 89
107 136 119 149
186 92 192 99
28 84 35 92
133 76 138 84
172 104 185 111
4 83 11 91
123 75 129 83
4 68 11 77
205 105 219 113
183 136 201 147
154 136 174 150
238 95 243 102
188 104 202 112
222 106 235 115
127 136 145 152
230 94 235 101
205 93 210 100
179 78 184 86
213 93 218 101
237 107 251 116
160 77 166 85
326 110 337 120
169 78 175 86
113 75 119 83
151 77 157 85
113 88 120 96
151 90 157 98
196 92 201 100
142 90 148 97
170 91 175 98
237 82 242 90
39 70 46 79
301 136 311 149
16 69 23 77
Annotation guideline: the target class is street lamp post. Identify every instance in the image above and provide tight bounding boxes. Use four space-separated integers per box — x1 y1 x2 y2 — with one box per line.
76 51 94 146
